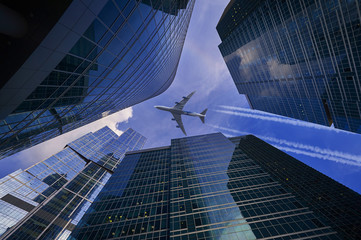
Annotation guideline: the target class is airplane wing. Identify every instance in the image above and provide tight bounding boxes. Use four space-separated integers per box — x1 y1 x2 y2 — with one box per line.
171 113 187 135
173 91 196 110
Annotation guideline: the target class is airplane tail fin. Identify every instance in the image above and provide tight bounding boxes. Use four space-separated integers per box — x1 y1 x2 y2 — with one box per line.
199 108 207 123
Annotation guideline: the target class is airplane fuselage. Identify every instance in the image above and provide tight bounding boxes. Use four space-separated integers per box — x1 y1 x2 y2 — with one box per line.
154 106 204 117
154 91 207 135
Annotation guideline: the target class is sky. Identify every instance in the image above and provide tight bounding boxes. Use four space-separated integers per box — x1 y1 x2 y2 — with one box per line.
1 0 361 194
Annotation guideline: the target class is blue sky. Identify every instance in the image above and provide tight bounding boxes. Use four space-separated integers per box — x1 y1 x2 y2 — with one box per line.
1 0 361 194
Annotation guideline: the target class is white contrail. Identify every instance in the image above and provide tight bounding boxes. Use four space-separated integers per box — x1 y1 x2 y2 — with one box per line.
275 145 361 167
214 109 350 134
208 124 251 136
207 124 361 166
219 105 289 118
261 136 361 163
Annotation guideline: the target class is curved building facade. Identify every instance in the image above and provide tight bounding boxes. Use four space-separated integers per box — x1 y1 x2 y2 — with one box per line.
0 0 194 159
217 0 361 133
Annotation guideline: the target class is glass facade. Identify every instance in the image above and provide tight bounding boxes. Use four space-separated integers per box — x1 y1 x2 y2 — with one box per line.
70 147 171 240
236 135 361 240
217 0 361 133
0 0 195 159
0 127 146 240
70 132 361 239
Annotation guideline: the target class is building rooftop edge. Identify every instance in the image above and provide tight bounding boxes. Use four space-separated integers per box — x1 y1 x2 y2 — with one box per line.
126 133 257 156
217 0 236 28
126 146 170 155
245 95 254 109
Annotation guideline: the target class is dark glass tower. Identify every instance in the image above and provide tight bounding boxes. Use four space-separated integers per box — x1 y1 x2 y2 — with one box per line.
217 0 361 133
70 133 361 239
0 127 146 239
0 0 195 159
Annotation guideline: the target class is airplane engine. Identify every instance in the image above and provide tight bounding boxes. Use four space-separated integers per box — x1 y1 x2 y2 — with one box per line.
154 91 196 136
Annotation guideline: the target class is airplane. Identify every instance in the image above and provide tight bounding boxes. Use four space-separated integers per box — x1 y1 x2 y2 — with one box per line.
154 91 207 135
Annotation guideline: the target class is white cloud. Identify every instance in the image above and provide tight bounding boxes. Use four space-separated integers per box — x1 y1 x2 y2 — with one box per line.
94 108 133 136
48 107 133 146
1 108 133 175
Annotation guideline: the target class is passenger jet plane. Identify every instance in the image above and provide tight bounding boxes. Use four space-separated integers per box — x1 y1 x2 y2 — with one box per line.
154 91 207 135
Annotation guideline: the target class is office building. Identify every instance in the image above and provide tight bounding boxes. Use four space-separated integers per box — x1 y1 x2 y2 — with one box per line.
0 0 195 159
70 133 361 239
217 0 361 133
0 127 146 239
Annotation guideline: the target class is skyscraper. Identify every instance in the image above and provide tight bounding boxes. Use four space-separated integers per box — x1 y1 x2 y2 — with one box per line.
0 0 195 159
217 0 361 133
70 133 361 239
0 127 146 239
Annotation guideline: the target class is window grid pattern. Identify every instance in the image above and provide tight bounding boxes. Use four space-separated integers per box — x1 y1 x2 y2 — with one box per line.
218 0 361 133
70 148 171 240
0 127 146 240
236 135 361 240
69 133 352 240
169 133 339 240
0 0 195 159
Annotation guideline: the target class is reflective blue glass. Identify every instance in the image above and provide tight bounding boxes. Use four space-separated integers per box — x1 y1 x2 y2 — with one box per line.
69 132 361 239
217 0 361 133
0 0 195 159
0 127 146 239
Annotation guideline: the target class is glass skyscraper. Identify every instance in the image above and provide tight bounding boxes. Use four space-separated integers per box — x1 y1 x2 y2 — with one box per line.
70 133 361 239
217 0 361 133
0 127 146 239
0 0 194 159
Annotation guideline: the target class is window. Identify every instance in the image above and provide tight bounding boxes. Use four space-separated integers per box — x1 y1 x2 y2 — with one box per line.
180 221 187 229
195 218 201 226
